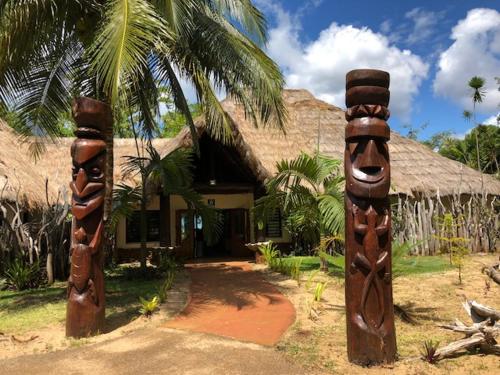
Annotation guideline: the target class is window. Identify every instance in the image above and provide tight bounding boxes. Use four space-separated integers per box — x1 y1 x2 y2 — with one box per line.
265 209 282 238
126 211 160 243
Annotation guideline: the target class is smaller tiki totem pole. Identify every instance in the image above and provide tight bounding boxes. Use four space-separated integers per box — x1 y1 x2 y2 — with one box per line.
344 69 397 365
66 98 111 338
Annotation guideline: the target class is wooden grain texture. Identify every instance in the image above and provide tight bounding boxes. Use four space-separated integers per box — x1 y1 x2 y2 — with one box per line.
66 98 111 338
344 69 397 366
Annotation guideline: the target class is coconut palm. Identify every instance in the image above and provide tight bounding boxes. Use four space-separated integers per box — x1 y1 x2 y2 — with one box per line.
468 76 485 175
0 0 286 236
255 152 345 252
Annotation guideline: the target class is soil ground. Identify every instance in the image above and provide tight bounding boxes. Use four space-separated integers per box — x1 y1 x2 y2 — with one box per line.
1 254 498 374
260 253 500 374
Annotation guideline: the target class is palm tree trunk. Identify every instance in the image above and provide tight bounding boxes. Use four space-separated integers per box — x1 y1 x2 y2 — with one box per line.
139 178 148 272
103 120 114 263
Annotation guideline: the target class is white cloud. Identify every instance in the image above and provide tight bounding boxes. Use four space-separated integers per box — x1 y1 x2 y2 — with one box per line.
405 8 444 45
433 8 500 114
264 8 429 121
483 113 499 126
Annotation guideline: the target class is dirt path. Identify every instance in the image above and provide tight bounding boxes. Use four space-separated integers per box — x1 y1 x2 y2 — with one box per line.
164 261 296 346
2 327 307 375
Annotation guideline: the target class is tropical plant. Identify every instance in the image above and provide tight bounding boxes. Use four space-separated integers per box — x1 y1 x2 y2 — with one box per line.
255 152 345 252
139 295 159 317
3 259 41 291
0 0 286 248
290 258 303 285
112 142 220 272
157 270 175 303
313 281 328 302
258 241 279 266
305 270 320 291
158 253 177 275
420 340 440 364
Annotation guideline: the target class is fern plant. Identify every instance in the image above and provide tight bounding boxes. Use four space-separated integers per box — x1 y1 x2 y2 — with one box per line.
139 296 159 317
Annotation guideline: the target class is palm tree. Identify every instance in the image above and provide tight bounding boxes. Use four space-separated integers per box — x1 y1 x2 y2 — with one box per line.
112 143 219 271
254 152 345 252
0 0 286 245
468 76 485 175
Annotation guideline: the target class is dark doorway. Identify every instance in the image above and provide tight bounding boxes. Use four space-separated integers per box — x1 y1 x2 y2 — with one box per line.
176 208 252 258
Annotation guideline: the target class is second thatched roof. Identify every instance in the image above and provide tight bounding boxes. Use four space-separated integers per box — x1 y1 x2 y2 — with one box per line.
2 89 499 207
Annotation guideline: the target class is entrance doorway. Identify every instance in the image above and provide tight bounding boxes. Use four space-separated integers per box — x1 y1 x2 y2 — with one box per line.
176 209 252 258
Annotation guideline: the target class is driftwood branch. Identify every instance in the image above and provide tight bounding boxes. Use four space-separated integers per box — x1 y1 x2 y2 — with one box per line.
482 261 500 286
433 300 499 361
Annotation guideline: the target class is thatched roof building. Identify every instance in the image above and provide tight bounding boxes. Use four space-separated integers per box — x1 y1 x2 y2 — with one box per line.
0 120 59 206
164 89 500 197
1 89 499 207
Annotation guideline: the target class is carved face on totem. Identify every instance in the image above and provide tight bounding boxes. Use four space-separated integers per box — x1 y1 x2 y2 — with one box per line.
345 117 390 199
70 138 106 221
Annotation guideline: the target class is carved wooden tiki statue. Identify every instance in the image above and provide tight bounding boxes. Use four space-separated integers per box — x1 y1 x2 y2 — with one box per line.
66 98 111 338
344 69 397 365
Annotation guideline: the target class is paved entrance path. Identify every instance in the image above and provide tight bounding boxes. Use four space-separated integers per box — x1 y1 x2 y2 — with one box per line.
164 261 296 346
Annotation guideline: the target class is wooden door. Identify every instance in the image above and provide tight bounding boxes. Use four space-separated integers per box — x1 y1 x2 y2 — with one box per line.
228 209 252 257
175 210 194 258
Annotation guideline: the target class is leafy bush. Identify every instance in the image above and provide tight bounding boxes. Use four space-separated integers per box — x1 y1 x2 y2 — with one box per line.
158 254 177 275
313 281 328 302
3 259 41 290
139 296 159 317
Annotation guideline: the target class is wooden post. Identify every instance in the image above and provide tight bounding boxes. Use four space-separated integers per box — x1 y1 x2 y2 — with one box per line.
66 98 111 338
344 69 397 365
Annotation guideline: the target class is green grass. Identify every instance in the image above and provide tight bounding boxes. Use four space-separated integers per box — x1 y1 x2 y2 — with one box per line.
0 265 163 334
281 255 452 277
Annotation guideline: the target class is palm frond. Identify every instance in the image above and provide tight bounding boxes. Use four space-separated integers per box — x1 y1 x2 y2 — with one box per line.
110 183 142 230
211 0 268 44
89 0 168 104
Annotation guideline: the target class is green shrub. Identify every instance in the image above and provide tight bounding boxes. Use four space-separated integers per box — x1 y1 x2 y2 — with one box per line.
158 254 177 275
3 259 40 290
139 296 159 317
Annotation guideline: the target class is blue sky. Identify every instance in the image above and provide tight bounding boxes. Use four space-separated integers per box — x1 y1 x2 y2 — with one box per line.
252 0 500 140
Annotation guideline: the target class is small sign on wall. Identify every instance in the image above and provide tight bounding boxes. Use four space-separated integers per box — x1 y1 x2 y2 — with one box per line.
208 199 215 207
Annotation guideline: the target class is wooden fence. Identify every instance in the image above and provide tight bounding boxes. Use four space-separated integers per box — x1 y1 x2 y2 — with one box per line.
392 192 499 255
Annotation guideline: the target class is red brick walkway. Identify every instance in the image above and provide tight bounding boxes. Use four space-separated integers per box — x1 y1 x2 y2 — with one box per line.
164 261 296 346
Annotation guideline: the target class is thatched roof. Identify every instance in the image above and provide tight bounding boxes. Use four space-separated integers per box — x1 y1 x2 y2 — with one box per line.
0 120 59 206
165 89 500 197
2 89 499 207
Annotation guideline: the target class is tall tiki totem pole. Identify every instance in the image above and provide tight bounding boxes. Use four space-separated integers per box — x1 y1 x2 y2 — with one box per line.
344 69 397 365
66 98 111 337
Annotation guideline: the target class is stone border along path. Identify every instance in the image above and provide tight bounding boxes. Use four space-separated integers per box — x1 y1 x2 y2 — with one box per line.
164 261 296 346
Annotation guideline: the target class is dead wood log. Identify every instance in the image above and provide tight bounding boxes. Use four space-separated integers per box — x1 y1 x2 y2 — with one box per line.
433 300 500 361
482 263 500 286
